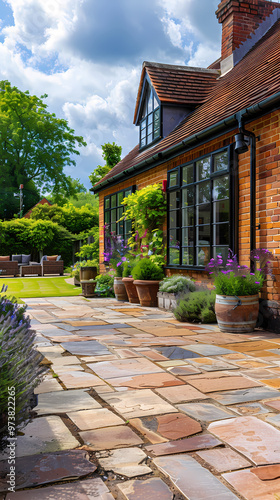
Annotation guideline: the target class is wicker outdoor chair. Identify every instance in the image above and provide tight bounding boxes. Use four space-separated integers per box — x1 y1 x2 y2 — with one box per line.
41 260 64 276
0 261 18 277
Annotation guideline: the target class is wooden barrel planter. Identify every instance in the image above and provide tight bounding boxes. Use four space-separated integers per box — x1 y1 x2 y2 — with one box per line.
133 280 161 307
80 266 98 281
122 277 140 304
114 277 128 301
81 280 96 298
215 294 259 333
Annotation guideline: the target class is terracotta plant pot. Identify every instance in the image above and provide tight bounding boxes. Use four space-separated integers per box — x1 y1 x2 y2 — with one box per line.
114 277 128 301
80 280 96 298
133 280 161 307
80 266 98 281
215 294 259 333
122 277 140 304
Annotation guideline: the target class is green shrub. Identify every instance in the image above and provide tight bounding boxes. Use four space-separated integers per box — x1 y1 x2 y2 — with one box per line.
95 274 114 297
122 260 137 278
132 258 164 281
0 288 46 450
174 290 216 323
159 275 196 294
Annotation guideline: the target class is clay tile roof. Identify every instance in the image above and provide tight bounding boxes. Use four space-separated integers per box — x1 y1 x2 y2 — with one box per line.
94 19 280 191
133 62 219 124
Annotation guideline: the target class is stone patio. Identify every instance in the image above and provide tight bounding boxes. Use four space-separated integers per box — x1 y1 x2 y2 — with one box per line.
2 295 280 498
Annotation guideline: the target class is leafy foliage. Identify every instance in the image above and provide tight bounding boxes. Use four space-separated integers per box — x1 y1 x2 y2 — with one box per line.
132 258 164 281
89 142 122 187
0 288 46 449
30 203 98 234
159 275 196 294
95 274 115 297
0 80 86 219
174 290 216 323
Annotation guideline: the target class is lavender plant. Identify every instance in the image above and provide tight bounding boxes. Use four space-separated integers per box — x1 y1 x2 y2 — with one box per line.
0 286 46 450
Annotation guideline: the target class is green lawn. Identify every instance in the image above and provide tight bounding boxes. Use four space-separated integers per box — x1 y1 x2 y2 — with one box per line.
0 276 81 300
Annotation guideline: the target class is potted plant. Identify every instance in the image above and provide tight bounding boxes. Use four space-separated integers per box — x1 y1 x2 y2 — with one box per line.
122 260 140 304
158 274 196 311
112 260 128 301
132 258 165 307
206 249 273 333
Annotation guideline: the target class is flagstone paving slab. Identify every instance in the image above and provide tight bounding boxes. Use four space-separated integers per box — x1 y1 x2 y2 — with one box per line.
230 402 272 415
58 371 107 389
52 365 85 374
223 467 280 500
260 378 280 388
155 384 208 403
264 399 280 411
166 365 202 376
228 359 275 369
81 354 118 362
88 358 164 379
5 478 114 500
48 355 82 366
239 368 278 379
138 349 169 361
196 448 252 472
211 386 280 405
67 408 124 430
156 360 189 367
61 340 112 356
96 448 152 477
101 389 178 419
186 375 261 393
129 413 202 443
65 320 108 326
185 344 235 356
0 450 96 492
5 416 79 458
218 340 280 352
34 389 101 414
209 416 280 465
114 348 142 358
186 357 238 371
155 346 201 359
80 425 143 450
176 402 236 422
265 414 280 427
154 454 239 499
34 378 63 394
116 477 173 500
107 372 184 390
145 434 221 457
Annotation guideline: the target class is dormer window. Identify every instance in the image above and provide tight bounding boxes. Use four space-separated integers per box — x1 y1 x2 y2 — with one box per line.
139 84 160 149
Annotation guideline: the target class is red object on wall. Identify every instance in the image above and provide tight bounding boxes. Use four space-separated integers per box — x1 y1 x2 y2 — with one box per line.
162 179 167 192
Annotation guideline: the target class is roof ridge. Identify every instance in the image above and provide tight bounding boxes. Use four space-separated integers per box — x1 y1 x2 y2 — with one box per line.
143 61 219 75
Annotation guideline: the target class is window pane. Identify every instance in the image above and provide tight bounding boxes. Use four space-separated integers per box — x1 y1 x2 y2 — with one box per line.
104 211 110 224
214 223 229 245
140 120 146 131
169 229 178 246
182 165 194 185
198 204 211 224
148 88 153 113
148 123 153 135
182 187 194 207
124 189 131 197
125 219 132 234
214 151 228 172
140 137 146 148
111 223 116 233
213 176 229 200
169 211 177 228
197 246 210 266
111 195 117 208
213 246 228 263
117 207 123 220
214 199 229 223
197 157 210 180
182 227 194 246
182 248 194 266
105 198 110 210
182 207 194 226
111 209 117 223
169 248 180 265
148 113 153 125
198 225 210 244
168 171 178 187
118 192 124 205
169 191 179 210
197 181 211 204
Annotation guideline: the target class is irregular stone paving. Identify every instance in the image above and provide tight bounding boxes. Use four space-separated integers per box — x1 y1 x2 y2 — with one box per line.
3 295 280 499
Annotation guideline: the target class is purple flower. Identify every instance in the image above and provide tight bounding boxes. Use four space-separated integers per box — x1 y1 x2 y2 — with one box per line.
255 281 260 284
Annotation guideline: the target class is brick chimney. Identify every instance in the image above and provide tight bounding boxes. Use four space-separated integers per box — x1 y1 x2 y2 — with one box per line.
216 0 279 71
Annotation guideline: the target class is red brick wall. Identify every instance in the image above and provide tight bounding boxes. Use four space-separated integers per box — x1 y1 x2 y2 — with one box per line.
216 0 279 60
98 109 280 303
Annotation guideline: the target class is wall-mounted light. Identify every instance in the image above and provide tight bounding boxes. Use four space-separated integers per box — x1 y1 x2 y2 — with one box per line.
234 133 249 154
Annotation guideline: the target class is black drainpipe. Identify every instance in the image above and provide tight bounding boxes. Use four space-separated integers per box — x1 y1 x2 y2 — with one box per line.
238 119 257 271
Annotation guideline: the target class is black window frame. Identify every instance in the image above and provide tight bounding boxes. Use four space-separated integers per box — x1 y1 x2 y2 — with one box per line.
139 82 161 150
104 186 134 251
167 145 237 269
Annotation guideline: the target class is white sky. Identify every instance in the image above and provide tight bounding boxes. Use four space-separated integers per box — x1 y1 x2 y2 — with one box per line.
0 0 221 189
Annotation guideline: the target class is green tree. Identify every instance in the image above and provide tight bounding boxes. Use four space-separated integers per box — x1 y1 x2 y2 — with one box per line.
0 80 86 219
48 176 87 206
89 142 122 187
29 202 98 234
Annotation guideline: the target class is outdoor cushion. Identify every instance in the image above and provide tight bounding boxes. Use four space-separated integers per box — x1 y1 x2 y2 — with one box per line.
40 255 47 264
0 256 10 261
22 254 31 264
56 255 61 261
47 255 58 261
12 254 22 263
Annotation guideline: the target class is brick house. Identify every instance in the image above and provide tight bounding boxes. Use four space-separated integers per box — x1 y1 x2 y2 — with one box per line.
93 0 280 331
